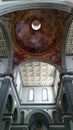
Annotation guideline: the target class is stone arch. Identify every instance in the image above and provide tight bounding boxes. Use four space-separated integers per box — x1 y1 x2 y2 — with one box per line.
13 108 18 123
17 58 62 72
0 0 72 16
26 109 52 130
20 111 24 124
26 109 52 124
61 93 69 114
52 109 62 124
13 59 60 102
61 15 73 72
4 94 13 114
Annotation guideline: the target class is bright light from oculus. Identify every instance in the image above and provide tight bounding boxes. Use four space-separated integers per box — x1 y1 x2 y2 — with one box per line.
31 20 41 31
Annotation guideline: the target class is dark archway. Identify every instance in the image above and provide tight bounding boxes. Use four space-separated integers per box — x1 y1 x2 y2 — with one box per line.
5 94 13 114
52 109 62 124
13 108 18 123
62 93 69 114
52 111 58 124
29 110 52 130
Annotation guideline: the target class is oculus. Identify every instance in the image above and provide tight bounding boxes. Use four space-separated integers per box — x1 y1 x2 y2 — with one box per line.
31 20 41 31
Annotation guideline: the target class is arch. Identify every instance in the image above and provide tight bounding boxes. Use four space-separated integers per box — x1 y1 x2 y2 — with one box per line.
61 93 69 114
0 0 72 16
52 109 62 124
61 14 73 72
14 59 60 94
5 94 13 114
52 111 58 123
15 58 62 72
13 108 18 123
26 109 52 124
27 109 52 130
20 111 24 124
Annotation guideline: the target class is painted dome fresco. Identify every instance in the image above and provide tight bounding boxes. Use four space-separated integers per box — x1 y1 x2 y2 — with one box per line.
13 9 60 55
0 8 70 68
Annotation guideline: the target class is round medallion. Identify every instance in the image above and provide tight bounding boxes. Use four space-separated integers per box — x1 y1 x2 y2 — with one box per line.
13 9 61 55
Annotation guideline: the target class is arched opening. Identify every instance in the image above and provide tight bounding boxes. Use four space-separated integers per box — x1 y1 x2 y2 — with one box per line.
52 111 58 124
4 94 13 114
29 110 51 130
20 111 24 124
62 17 73 72
62 93 69 114
13 60 60 104
13 108 18 123
52 109 62 124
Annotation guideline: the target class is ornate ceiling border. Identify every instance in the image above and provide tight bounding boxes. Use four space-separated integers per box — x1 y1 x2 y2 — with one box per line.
0 0 72 16
0 20 12 73
61 14 73 72
15 58 62 73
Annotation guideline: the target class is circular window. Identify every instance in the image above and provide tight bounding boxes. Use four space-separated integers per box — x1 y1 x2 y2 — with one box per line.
31 20 41 31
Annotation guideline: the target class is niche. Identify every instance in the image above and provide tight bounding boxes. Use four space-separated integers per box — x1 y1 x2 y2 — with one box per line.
13 108 18 123
5 94 13 114
29 112 50 130
62 93 69 114
20 111 24 124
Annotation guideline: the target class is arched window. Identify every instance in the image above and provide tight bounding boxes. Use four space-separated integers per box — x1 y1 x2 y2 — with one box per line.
5 94 13 114
13 108 18 123
20 111 24 124
42 88 48 101
28 89 34 101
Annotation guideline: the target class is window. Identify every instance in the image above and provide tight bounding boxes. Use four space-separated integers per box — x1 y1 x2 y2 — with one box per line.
28 89 34 101
42 88 48 101
16 72 21 93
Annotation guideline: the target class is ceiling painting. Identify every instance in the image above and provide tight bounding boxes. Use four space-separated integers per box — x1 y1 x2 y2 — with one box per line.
0 9 70 68
13 10 60 54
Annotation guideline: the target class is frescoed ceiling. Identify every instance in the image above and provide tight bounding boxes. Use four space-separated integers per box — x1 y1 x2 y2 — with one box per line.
0 9 70 69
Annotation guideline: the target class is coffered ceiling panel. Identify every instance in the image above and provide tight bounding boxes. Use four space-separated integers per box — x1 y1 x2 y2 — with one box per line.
0 25 8 57
66 20 73 54
20 62 55 86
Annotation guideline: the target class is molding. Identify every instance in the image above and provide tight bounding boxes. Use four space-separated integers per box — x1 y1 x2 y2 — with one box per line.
20 103 56 109
61 14 73 72
0 0 72 16
16 58 62 72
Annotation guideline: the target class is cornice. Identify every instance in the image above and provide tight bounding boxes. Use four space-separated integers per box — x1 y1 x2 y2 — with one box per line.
0 0 72 16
